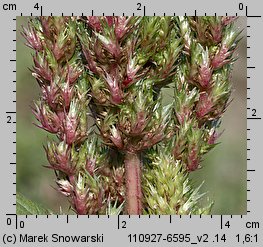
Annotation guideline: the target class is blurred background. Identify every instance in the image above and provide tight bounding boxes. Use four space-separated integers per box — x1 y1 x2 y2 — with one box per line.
17 17 246 214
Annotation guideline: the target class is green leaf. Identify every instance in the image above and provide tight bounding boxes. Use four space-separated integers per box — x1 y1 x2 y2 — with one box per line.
16 192 53 215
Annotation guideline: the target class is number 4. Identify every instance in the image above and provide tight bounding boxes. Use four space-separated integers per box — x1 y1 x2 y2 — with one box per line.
34 3 39 10
225 221 230 228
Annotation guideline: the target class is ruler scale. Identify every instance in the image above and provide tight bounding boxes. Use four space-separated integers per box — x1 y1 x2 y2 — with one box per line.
1 0 262 246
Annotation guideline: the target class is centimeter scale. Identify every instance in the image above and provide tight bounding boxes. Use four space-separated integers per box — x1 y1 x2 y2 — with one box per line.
1 0 262 246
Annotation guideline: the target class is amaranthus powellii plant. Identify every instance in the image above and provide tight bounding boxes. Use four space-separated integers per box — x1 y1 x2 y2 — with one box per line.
22 16 241 215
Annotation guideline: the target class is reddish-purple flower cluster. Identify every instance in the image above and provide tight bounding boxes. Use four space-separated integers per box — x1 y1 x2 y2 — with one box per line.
23 17 127 214
78 16 178 157
171 16 240 172
23 16 240 215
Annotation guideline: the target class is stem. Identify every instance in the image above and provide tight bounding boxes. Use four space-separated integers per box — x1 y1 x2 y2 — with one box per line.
124 152 142 215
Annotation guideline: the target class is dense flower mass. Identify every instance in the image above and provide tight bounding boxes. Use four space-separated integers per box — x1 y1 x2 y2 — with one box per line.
23 16 240 215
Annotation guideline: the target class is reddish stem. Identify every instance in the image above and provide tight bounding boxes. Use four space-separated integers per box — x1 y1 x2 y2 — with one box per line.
124 152 142 215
